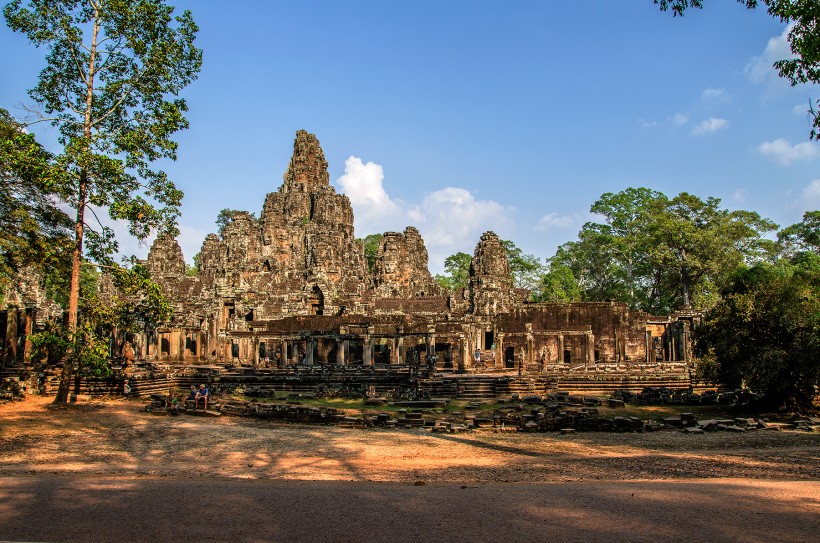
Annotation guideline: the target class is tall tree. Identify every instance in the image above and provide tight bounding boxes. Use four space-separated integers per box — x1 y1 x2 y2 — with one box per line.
435 252 472 290
778 210 820 256
588 188 662 308
4 0 202 403
215 208 255 235
647 193 777 309
500 239 546 292
697 256 820 409
532 262 581 303
0 107 72 301
358 233 383 272
657 0 820 140
551 189 777 312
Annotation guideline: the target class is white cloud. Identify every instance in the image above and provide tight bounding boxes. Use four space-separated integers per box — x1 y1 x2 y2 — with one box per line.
701 88 728 101
533 212 578 231
640 119 660 129
334 158 512 273
757 138 819 165
746 25 792 85
801 180 820 209
672 113 689 126
691 117 728 135
335 155 404 234
733 189 748 203
413 187 513 271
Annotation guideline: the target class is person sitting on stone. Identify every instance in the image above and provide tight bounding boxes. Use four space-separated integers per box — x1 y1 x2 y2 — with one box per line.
195 384 210 410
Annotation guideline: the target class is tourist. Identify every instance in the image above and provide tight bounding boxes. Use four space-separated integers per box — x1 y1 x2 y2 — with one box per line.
123 379 132 399
195 384 210 410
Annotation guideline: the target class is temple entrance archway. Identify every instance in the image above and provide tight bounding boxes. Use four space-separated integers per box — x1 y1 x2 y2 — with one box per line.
309 286 324 315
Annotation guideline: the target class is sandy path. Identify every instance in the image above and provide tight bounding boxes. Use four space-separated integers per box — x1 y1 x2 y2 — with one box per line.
1 398 818 542
1 476 817 543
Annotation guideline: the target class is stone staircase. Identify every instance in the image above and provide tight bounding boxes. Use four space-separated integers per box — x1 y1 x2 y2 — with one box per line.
455 377 498 400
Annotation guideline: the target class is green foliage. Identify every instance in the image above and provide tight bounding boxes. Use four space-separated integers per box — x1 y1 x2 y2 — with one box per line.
435 252 472 290
5 0 201 401
696 256 820 408
532 263 581 302
31 260 171 375
551 188 777 312
215 209 255 235
778 210 820 256
0 107 72 302
500 239 546 291
657 0 820 140
4 0 202 257
358 233 383 272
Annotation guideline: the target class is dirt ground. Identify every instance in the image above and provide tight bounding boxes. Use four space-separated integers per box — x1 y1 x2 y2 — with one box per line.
1 397 818 542
1 396 818 483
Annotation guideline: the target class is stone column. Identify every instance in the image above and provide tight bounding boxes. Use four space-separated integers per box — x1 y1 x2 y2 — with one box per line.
337 327 347 366
156 332 162 360
23 309 33 364
525 323 534 373
280 339 287 368
364 327 374 366
397 326 404 364
4 308 18 364
390 337 399 365
458 334 467 372
495 332 504 367
587 332 595 365
306 338 314 366
209 318 218 360
558 333 565 364
253 338 259 367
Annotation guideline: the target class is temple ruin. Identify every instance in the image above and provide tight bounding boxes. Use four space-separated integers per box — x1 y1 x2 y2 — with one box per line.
1 130 696 397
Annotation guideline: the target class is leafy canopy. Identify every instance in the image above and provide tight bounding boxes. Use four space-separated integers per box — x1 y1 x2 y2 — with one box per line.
696 256 820 408
0 107 72 301
4 0 201 402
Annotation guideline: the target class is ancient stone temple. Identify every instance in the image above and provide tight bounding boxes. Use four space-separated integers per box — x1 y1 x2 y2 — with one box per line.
132 130 693 379
0 129 694 402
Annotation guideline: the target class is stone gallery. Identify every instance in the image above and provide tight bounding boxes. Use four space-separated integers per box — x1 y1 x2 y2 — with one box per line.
2 131 695 395
139 131 693 372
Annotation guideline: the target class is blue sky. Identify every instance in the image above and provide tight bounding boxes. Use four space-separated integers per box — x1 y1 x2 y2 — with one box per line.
2 1 818 273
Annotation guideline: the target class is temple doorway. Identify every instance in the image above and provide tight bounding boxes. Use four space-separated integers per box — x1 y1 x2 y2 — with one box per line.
309 286 324 315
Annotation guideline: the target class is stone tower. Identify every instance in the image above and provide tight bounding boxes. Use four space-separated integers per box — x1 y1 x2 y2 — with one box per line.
469 231 516 315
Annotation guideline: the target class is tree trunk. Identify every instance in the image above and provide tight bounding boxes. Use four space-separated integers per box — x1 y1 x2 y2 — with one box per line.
680 266 691 309
54 12 99 404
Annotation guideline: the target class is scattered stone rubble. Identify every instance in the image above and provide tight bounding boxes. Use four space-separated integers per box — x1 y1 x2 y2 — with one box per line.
139 387 820 434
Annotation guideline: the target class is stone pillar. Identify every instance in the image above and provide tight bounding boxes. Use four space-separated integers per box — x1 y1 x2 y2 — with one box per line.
495 332 504 367
23 309 33 364
458 334 467 372
645 330 652 363
426 325 436 358
306 338 314 366
336 338 345 365
391 337 399 365
337 327 347 366
209 318 218 359
364 328 374 366
558 334 565 364
5 308 18 364
587 333 595 365
280 339 287 368
525 323 534 373
253 338 259 367
397 326 404 364
156 332 162 360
